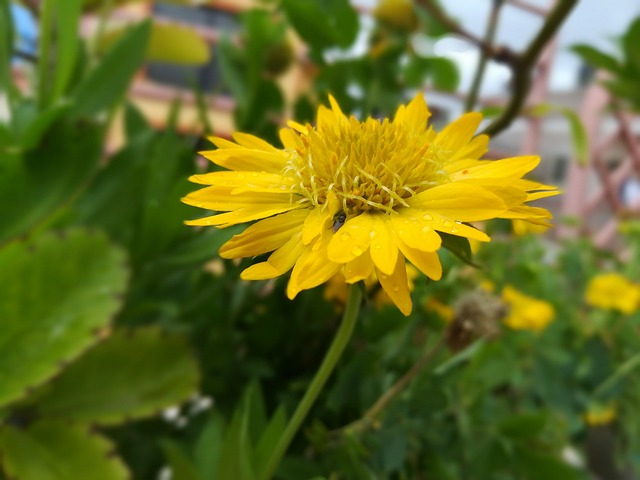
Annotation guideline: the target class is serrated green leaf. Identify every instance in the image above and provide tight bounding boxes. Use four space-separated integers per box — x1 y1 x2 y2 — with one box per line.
571 45 621 73
72 20 151 116
0 421 129 480
98 22 210 66
33 327 199 425
0 229 128 408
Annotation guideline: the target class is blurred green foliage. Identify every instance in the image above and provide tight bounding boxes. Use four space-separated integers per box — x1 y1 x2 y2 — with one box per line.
1 1 639 479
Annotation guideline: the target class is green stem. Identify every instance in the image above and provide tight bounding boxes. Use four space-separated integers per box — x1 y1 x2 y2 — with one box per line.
37 0 54 109
464 0 503 112
260 284 363 480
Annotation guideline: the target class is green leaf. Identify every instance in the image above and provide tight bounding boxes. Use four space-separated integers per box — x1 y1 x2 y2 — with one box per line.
194 414 226 480
559 107 589 166
0 118 103 244
123 102 150 141
0 421 129 480
98 21 210 66
498 412 547 439
161 439 202 480
403 56 459 91
72 20 151 116
217 406 256 480
52 0 82 101
253 406 287 474
0 229 128 408
514 446 579 480
440 232 477 267
20 102 72 150
33 327 200 425
571 45 621 73
281 0 358 51
622 18 640 74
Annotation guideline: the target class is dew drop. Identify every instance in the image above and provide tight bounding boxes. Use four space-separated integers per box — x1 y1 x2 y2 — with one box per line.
443 220 453 228
451 227 459 233
392 285 400 292
373 244 381 251
423 214 433 221
341 233 351 241
352 246 363 256
421 226 431 234
379 273 388 280
369 230 377 238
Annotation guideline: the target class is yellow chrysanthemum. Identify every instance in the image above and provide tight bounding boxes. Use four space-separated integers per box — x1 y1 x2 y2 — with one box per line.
502 285 555 332
183 94 558 315
585 272 640 315
583 404 616 427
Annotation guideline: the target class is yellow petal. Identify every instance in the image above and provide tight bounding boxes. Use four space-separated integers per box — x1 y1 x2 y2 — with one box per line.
370 215 398 276
375 254 412 316
232 132 278 152
425 214 490 242
199 149 288 173
389 209 442 252
188 171 296 194
326 213 375 263
449 134 489 161
183 188 292 211
395 93 430 131
328 95 348 123
220 209 309 258
302 205 332 245
185 204 305 228
279 128 302 150
408 183 506 221
433 112 482 156
500 205 553 219
287 235 341 298
241 233 304 280
527 189 561 201
344 251 375 283
451 156 540 181
395 236 442 281
207 135 238 149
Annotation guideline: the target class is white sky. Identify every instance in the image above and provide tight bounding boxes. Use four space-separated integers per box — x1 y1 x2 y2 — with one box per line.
355 0 640 95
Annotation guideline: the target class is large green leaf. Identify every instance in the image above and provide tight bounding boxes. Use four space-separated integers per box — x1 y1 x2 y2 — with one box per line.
0 421 129 480
0 229 128 408
72 20 151 116
571 45 620 73
98 21 210 66
34 327 199 425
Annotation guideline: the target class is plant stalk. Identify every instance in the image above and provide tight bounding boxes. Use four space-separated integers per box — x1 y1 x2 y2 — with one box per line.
260 284 363 480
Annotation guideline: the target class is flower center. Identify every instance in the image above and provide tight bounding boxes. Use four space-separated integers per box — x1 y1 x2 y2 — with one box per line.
285 116 449 216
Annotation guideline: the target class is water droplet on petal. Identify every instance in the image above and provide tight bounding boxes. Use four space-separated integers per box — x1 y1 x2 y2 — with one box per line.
421 226 431 234
392 285 400 292
443 220 453 228
369 230 377 238
379 273 388 280
423 214 433 221
341 233 351 241
352 246 363 256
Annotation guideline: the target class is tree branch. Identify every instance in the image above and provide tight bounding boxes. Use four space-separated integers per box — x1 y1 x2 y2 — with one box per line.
482 0 579 136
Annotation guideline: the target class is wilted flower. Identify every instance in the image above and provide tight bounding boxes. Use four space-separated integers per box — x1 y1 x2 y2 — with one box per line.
502 285 555 332
585 272 640 315
183 94 557 315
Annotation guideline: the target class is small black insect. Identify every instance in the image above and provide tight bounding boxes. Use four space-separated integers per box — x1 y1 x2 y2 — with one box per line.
331 211 347 233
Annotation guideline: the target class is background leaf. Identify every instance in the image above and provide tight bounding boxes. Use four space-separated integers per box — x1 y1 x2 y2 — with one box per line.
0 421 129 480
33 327 200 425
0 229 128 408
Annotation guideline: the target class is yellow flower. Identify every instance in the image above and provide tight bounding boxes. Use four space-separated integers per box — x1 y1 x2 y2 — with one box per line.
584 405 616 426
585 273 640 315
502 285 555 332
183 94 558 315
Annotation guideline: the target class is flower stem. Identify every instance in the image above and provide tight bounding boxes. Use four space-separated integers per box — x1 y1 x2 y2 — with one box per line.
260 284 363 480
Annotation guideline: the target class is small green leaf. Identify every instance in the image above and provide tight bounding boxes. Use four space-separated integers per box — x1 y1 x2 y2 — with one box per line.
52 0 82 101
34 327 200 425
622 18 640 74
72 20 151 116
194 414 226 480
559 107 589 166
254 406 287 474
403 56 459 91
498 412 547 439
0 421 129 480
514 446 579 480
0 229 128 408
98 22 210 66
440 232 477 267
571 45 621 73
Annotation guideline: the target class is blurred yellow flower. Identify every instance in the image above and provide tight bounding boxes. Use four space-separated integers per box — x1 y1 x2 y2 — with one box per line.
512 218 551 236
184 94 558 315
583 405 616 426
502 285 555 332
585 273 640 314
425 298 454 323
